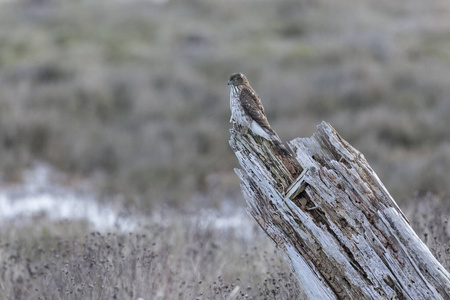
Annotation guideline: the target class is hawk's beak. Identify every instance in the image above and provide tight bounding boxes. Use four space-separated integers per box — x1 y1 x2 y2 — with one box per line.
227 80 231 85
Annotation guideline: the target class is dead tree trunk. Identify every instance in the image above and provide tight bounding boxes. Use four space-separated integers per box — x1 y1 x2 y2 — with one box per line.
229 121 450 300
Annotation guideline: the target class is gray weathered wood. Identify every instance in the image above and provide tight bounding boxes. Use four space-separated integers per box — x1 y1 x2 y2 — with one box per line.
229 121 450 300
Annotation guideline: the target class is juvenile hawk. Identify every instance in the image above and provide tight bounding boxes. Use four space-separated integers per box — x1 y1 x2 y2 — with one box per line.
227 73 290 156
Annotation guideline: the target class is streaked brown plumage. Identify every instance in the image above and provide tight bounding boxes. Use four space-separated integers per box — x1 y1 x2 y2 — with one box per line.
227 73 290 156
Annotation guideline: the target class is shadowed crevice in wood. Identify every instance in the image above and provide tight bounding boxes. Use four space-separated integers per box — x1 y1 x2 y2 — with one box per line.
230 121 450 300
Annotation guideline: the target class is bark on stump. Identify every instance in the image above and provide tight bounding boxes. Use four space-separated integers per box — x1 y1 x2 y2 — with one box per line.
229 121 450 300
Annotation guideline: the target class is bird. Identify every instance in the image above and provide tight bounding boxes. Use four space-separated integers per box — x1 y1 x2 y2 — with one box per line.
227 73 291 156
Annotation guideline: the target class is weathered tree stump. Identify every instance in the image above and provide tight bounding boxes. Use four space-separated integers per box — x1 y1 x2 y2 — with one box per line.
229 121 450 300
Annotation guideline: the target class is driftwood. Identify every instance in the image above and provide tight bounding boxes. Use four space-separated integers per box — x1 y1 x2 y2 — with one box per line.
229 121 450 300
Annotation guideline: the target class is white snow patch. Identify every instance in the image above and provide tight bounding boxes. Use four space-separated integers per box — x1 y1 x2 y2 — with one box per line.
0 163 257 238
197 208 257 239
0 163 137 231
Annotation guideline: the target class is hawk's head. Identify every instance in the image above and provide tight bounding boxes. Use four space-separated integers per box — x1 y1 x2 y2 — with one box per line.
227 73 249 86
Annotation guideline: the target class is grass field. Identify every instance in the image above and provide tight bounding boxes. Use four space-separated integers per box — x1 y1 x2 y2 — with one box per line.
0 0 449 298
0 198 448 299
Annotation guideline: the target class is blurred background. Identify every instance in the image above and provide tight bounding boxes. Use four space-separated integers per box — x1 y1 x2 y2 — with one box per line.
0 0 449 298
1 0 450 210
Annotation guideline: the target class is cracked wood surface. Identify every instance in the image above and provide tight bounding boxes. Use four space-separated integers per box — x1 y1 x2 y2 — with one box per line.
229 121 450 300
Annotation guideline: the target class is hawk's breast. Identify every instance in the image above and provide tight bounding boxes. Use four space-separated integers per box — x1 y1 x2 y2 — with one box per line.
230 86 252 129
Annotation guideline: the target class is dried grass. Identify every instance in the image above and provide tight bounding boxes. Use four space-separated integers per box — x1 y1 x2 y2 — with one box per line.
0 196 447 300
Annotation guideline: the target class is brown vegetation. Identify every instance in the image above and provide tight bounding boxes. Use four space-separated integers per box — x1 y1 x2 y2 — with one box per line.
0 199 448 299
0 0 450 209
0 213 304 299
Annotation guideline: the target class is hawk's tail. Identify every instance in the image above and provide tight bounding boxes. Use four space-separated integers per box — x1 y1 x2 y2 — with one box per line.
270 133 292 157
